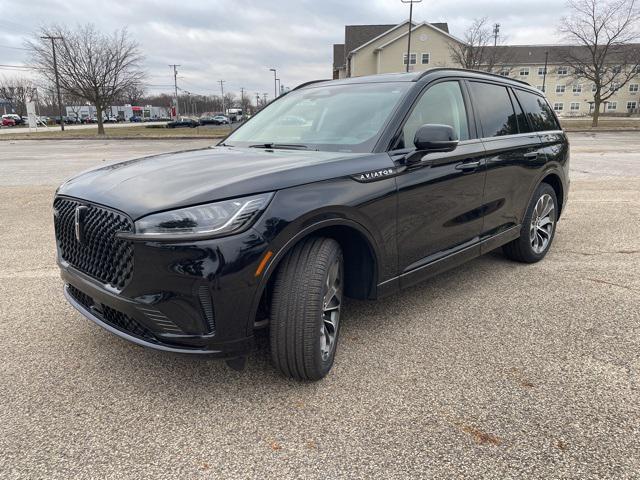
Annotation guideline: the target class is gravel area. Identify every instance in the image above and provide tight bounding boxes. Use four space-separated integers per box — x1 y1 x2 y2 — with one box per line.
0 133 638 478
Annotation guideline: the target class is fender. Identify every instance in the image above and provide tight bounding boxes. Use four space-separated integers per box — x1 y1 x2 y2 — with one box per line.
520 164 567 222
246 216 382 334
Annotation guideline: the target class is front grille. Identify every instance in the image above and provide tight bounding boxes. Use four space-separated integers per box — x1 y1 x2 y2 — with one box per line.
67 284 156 342
54 197 134 290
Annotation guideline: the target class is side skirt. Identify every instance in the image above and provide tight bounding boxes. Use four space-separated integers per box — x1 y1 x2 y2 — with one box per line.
377 225 521 294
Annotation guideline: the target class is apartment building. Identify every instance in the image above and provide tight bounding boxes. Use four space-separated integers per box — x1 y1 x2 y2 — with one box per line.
333 21 640 116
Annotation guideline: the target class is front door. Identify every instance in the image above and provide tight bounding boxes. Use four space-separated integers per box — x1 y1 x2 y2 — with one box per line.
392 80 487 288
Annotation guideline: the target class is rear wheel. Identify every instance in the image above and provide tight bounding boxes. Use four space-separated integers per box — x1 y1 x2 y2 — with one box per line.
503 182 558 263
270 237 343 381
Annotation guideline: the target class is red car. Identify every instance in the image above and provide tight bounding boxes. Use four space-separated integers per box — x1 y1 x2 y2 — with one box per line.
1 117 16 127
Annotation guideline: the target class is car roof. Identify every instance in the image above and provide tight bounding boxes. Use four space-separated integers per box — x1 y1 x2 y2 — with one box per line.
297 68 540 95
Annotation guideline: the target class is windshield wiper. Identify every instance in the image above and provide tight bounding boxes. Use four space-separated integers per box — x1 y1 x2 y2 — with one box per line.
248 143 311 150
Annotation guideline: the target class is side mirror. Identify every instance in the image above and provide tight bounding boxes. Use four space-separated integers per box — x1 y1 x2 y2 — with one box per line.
413 124 459 152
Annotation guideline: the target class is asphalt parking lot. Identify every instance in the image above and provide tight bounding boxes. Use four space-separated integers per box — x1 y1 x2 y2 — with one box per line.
0 133 638 478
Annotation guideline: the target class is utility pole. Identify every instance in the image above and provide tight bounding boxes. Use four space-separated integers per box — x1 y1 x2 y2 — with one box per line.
262 93 268 106
401 0 422 73
493 23 500 47
269 68 277 98
219 80 226 115
255 92 260 111
240 87 245 116
169 64 180 119
542 50 549 92
41 35 64 131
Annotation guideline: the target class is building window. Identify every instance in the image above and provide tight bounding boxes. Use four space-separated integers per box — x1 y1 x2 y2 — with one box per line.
627 101 637 111
572 84 582 93
553 103 564 112
575 67 585 75
536 85 546 92
557 66 568 75
403 53 417 65
592 84 597 92
519 67 530 76
570 102 580 111
421 53 430 65
629 84 639 93
498 69 509 77
538 67 546 76
556 85 566 94
607 102 617 110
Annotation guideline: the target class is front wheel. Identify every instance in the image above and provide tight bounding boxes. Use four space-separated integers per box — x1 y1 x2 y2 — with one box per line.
270 237 343 381
503 182 558 263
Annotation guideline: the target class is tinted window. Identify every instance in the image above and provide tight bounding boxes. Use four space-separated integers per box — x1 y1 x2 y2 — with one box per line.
399 81 469 148
469 82 518 137
514 89 560 131
510 89 532 133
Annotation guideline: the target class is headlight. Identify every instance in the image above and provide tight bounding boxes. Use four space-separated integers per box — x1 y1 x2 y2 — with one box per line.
134 192 273 238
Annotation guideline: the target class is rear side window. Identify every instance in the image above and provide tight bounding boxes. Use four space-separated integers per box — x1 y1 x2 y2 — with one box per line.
513 89 560 131
469 82 518 137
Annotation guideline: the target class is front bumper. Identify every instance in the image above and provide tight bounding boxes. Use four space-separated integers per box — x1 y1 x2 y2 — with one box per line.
58 224 270 358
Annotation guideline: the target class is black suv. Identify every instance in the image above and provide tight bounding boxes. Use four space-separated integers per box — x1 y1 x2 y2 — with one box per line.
54 69 569 380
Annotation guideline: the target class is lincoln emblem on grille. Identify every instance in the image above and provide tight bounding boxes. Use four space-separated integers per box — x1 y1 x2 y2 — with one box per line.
74 205 88 243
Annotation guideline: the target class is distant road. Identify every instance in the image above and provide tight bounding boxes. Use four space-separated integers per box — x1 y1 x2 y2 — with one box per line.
0 121 167 135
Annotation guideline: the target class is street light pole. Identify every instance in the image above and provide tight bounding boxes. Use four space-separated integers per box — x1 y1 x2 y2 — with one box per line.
219 80 226 115
276 78 281 96
542 50 549 92
401 0 422 73
42 35 64 131
269 68 277 98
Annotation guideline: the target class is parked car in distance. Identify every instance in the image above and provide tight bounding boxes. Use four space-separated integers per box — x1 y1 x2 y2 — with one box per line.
2 114 23 125
53 116 76 125
1 116 16 127
198 116 220 126
166 117 199 128
54 69 569 381
129 115 143 122
212 115 230 125
82 116 97 124
103 115 120 123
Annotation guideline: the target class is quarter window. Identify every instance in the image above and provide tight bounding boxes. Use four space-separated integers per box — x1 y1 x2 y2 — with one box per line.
421 53 430 64
469 82 519 137
398 81 469 149
514 89 561 131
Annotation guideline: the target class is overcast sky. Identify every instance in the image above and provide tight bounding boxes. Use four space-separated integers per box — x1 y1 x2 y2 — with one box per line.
0 0 569 99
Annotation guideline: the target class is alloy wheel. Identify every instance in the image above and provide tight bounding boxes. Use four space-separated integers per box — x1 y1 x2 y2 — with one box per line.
530 193 555 254
320 257 342 360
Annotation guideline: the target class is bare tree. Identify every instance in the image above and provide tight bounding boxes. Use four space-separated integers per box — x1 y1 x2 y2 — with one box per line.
559 0 640 126
27 24 145 134
0 76 37 116
120 83 146 105
449 17 513 71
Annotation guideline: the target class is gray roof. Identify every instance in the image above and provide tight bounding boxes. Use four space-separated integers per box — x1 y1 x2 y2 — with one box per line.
337 22 450 68
486 44 640 65
333 44 345 69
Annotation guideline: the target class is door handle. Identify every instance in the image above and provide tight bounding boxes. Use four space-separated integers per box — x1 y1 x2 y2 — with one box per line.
523 152 538 159
455 160 481 172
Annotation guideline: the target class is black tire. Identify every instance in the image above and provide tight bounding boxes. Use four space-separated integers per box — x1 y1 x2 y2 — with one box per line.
503 182 558 263
270 237 343 381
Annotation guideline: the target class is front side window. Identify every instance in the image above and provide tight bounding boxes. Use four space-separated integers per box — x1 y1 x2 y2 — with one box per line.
514 89 560 131
397 81 469 149
469 81 519 137
225 82 411 152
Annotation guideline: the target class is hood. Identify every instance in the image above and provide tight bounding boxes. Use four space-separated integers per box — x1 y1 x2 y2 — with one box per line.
57 146 392 219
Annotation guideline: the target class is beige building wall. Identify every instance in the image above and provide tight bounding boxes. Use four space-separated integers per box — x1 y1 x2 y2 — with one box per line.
502 65 640 116
350 23 463 77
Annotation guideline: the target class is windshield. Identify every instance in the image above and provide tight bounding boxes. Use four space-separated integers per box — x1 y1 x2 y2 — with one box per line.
224 82 411 152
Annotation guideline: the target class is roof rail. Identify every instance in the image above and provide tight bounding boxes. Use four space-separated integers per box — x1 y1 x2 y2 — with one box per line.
416 67 532 86
292 79 331 91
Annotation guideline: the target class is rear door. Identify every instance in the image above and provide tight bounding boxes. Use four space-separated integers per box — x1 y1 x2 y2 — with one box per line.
467 81 546 243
